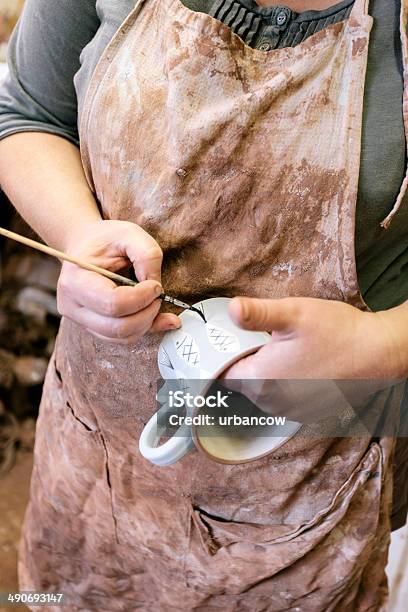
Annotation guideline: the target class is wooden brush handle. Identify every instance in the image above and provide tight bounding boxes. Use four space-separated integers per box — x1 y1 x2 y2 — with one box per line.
0 226 137 287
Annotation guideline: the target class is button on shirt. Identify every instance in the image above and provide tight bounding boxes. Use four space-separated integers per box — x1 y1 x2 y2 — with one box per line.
254 6 292 50
276 9 289 26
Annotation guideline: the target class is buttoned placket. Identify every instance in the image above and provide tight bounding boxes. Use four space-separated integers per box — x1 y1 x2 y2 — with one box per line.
255 6 293 51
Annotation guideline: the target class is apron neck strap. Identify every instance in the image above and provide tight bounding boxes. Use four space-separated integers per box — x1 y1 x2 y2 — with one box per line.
350 0 370 19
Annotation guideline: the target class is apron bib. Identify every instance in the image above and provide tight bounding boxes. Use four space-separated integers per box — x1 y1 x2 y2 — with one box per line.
19 0 408 609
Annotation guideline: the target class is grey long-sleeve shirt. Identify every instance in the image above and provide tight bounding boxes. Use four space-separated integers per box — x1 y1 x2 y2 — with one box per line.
0 0 408 311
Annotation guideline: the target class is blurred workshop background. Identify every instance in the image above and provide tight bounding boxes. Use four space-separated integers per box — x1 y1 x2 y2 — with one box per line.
0 1 407 611
1 4 60 611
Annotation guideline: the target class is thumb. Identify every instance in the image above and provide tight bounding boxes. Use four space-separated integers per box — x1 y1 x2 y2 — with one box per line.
228 297 300 333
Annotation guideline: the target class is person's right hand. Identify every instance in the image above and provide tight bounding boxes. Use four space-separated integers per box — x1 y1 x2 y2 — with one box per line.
57 219 181 343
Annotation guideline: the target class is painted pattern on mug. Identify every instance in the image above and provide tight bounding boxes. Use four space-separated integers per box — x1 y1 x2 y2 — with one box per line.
206 324 240 353
175 333 200 367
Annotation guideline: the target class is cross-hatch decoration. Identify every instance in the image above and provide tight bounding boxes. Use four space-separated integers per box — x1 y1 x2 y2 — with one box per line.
176 333 200 367
206 325 239 353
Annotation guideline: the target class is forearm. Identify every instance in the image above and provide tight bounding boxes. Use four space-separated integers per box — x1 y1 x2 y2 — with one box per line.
0 132 101 251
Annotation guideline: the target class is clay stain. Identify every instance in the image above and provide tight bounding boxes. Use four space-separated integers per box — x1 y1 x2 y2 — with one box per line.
352 38 366 57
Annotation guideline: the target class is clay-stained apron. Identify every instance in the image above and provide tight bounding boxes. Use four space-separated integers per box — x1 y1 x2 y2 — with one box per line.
19 0 408 610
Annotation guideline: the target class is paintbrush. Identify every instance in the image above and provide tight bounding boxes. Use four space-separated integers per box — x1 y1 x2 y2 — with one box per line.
0 227 206 322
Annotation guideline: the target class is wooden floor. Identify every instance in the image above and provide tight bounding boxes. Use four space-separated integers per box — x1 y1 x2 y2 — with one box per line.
0 452 32 612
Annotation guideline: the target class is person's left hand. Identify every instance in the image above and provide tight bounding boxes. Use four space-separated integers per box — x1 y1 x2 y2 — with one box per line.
220 296 408 424
224 296 407 381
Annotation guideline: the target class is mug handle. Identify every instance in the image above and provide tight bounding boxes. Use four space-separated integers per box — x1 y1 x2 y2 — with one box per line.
139 400 195 466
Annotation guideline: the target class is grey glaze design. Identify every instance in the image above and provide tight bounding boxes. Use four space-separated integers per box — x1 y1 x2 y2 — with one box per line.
175 333 200 367
206 324 239 352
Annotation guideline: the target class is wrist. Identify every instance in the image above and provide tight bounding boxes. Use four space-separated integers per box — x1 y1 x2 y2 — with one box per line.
373 304 408 379
63 216 103 253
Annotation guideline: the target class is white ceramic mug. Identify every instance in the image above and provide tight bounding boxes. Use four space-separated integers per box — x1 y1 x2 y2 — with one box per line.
139 298 301 466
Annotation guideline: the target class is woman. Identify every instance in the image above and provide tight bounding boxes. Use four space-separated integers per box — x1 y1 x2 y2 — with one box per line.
0 0 408 609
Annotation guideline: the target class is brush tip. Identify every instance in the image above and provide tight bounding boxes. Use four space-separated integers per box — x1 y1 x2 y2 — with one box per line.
189 306 206 323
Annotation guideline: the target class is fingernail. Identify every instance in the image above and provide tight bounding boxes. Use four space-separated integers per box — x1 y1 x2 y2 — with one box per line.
155 284 163 296
169 320 181 329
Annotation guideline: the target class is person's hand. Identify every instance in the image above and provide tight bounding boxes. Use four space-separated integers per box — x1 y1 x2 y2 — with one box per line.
225 296 407 379
57 219 181 343
222 296 408 421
